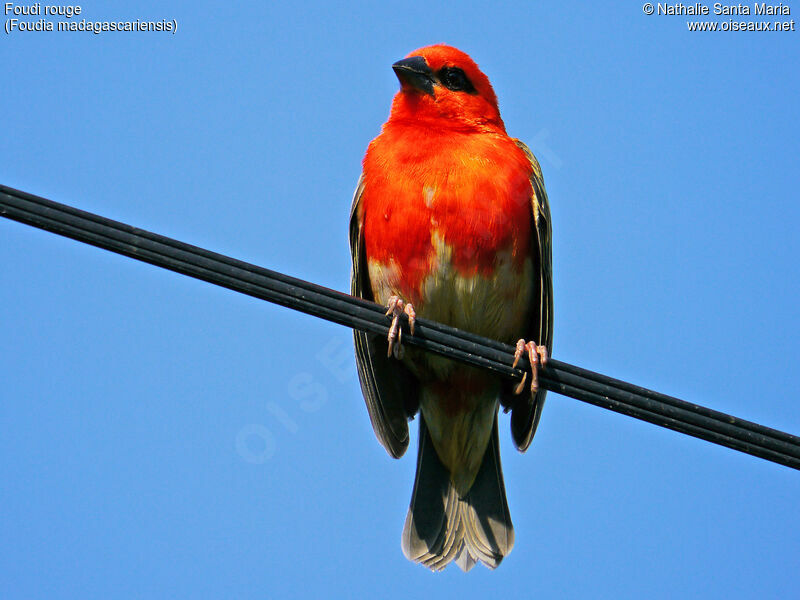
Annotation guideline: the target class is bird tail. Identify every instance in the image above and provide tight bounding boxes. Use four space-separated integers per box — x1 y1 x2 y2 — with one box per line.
401 413 514 571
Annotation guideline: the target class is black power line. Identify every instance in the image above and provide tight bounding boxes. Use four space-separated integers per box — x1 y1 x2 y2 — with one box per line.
2 183 799 470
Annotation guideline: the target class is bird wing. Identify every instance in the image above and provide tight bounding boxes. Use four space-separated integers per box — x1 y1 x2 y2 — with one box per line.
503 140 554 452
349 175 419 458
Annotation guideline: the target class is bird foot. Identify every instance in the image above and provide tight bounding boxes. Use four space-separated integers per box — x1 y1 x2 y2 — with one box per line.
385 296 416 359
512 339 548 395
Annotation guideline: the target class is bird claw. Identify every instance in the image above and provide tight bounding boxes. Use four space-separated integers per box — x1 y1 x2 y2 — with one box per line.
512 339 548 395
386 296 416 359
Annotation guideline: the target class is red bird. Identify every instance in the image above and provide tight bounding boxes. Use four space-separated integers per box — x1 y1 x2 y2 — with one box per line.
350 45 553 571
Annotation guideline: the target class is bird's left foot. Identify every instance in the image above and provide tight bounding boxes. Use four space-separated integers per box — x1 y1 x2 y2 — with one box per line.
385 296 416 359
512 339 548 395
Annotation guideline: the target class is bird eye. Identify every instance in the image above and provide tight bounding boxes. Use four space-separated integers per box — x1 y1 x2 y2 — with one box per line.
437 67 475 93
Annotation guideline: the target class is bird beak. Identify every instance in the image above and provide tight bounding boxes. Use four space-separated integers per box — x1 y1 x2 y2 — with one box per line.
392 56 435 96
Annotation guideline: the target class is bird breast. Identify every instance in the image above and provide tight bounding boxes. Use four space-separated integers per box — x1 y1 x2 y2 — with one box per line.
363 128 535 341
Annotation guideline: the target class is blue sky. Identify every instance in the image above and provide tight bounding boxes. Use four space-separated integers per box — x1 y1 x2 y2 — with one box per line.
2 2 799 598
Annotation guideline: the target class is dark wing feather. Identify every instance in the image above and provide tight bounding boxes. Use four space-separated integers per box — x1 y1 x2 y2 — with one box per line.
502 141 554 452
350 176 419 458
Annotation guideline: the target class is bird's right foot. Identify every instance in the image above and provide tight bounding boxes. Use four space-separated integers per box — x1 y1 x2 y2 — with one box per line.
385 296 416 359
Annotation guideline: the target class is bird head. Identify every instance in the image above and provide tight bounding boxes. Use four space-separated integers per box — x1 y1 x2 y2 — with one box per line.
388 45 505 133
